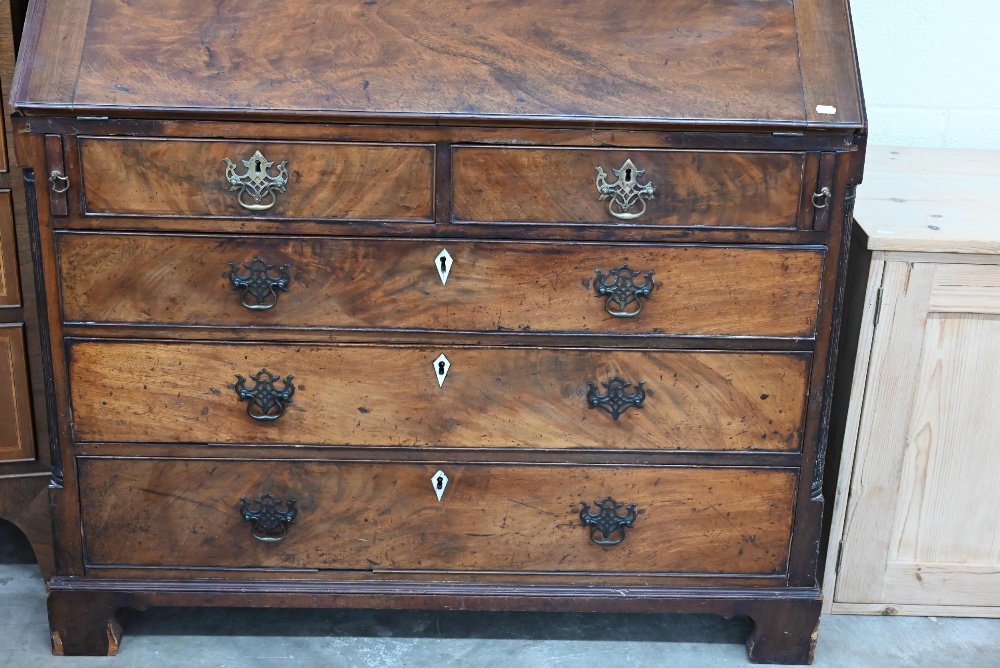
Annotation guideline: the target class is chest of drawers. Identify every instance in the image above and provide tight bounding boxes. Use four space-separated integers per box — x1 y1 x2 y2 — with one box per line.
11 0 865 662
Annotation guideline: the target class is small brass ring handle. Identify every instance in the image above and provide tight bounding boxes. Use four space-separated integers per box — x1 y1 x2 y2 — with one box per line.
580 497 638 546
227 257 291 311
49 170 70 193
594 265 654 318
596 159 656 220
239 493 297 542
234 368 295 421
812 187 832 209
223 150 289 212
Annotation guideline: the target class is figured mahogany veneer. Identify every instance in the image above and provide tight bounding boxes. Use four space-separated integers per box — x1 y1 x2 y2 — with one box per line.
79 457 797 575
79 138 435 221
56 233 824 338
68 341 808 451
453 147 810 228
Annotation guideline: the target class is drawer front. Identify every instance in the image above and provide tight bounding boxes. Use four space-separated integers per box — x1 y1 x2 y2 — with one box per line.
79 458 797 575
0 325 35 461
453 147 809 228
0 191 19 307
68 342 809 451
57 233 824 338
79 137 435 220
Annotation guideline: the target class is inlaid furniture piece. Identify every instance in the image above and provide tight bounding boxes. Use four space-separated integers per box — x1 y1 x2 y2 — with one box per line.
11 0 866 662
0 0 52 579
823 146 1000 617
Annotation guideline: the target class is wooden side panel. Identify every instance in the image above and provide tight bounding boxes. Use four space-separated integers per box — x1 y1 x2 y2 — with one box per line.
79 138 435 220
57 234 825 338
0 325 34 461
453 147 806 228
837 260 1000 610
68 342 810 451
79 458 797 575
0 192 19 306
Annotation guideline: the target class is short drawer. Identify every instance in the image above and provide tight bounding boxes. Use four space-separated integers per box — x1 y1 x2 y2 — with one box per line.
68 341 809 451
57 233 824 338
453 146 814 228
79 457 797 575
78 137 435 221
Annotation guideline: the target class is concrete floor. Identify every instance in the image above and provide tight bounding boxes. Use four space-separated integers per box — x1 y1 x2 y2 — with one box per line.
2 522 999 667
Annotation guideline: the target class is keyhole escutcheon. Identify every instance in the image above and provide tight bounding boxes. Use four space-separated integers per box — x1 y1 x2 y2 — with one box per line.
433 353 451 387
432 469 449 501
435 249 453 286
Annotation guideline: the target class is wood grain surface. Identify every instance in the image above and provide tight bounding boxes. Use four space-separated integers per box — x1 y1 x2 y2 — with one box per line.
79 457 797 574
68 341 810 451
79 138 435 220
0 324 34 460
17 0 820 124
0 192 18 306
56 234 824 338
453 147 807 228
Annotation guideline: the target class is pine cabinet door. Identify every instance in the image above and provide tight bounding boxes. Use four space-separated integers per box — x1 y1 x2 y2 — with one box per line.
837 259 1000 610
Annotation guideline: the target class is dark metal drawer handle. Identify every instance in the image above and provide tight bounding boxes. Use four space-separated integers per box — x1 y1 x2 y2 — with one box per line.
234 368 295 421
223 150 288 211
595 159 655 219
239 492 297 542
227 256 291 310
587 376 645 421
594 265 654 317
580 497 638 546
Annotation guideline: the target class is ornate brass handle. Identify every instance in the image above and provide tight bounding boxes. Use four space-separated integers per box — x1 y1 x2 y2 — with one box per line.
595 159 655 219
49 170 70 193
223 150 289 211
234 368 295 421
580 497 638 546
594 265 654 317
587 376 645 421
227 257 291 310
239 492 297 542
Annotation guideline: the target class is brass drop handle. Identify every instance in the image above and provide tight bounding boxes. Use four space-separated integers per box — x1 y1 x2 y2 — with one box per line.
812 187 832 209
595 159 656 220
49 170 70 193
586 376 646 421
234 368 295 421
226 256 291 310
594 265 654 317
223 150 289 211
239 492 297 542
580 497 638 546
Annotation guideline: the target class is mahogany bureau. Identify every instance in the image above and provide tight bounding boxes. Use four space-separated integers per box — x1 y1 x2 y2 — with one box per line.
10 0 866 662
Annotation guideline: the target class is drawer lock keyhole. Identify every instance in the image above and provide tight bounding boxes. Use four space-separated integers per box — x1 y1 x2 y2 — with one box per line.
433 353 451 387
435 249 453 285
432 470 449 501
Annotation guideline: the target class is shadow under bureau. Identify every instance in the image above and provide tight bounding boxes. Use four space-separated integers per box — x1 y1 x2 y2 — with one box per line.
10 0 866 663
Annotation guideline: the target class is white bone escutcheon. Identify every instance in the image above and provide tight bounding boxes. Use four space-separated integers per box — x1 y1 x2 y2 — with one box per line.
432 470 449 501
435 249 453 285
433 353 451 387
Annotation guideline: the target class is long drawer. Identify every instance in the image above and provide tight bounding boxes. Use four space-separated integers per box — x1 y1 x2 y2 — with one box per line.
78 137 435 221
79 457 797 575
452 146 815 228
67 341 810 451
57 233 824 338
